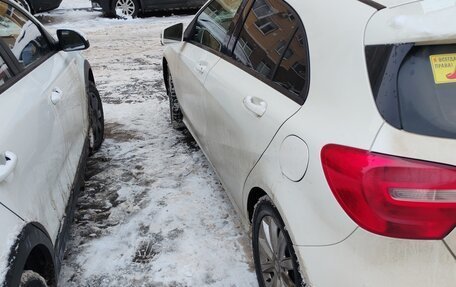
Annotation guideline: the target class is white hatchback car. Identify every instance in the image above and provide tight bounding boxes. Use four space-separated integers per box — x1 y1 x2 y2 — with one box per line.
0 1 104 286
162 0 456 286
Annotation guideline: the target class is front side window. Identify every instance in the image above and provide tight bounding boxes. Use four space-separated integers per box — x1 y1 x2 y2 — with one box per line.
233 0 299 80
190 0 243 52
0 2 52 68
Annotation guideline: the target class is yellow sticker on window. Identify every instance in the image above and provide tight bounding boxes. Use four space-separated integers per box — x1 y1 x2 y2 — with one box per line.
430 53 456 84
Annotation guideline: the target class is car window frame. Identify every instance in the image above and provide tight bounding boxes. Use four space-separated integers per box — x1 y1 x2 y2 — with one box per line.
0 44 19 93
183 0 249 58
0 0 59 92
228 0 311 105
185 0 311 106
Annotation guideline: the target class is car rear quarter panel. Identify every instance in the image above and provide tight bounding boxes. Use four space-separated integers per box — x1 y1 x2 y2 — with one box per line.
371 123 456 167
243 0 383 246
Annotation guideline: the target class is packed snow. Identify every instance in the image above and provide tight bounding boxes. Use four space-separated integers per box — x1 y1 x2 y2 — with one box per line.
38 1 257 286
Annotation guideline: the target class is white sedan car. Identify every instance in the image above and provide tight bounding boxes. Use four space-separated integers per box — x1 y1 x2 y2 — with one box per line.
0 1 104 286
162 0 456 286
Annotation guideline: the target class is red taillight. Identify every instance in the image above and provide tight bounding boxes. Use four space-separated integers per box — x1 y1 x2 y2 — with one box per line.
321 144 456 239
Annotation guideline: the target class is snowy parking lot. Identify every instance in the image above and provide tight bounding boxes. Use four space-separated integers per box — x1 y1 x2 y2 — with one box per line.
39 1 257 286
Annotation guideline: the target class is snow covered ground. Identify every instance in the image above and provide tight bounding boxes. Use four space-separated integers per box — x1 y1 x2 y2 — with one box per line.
39 1 257 286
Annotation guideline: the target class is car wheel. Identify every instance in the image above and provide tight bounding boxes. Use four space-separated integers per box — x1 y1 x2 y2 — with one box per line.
167 71 185 130
15 0 32 13
88 82 104 154
252 196 306 287
112 0 139 18
19 270 48 287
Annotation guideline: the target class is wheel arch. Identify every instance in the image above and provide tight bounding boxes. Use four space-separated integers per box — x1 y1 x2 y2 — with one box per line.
246 187 268 223
163 57 169 93
84 60 95 89
4 223 57 287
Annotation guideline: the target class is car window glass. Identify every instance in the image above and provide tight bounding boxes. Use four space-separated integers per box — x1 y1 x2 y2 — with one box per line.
190 0 243 52
0 54 12 87
0 2 52 68
233 0 299 79
273 26 308 97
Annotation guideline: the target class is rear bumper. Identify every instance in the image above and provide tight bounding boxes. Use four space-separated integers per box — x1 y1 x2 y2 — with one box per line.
296 227 456 287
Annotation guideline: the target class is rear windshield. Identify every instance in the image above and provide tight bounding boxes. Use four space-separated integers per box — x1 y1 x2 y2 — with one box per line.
366 44 456 139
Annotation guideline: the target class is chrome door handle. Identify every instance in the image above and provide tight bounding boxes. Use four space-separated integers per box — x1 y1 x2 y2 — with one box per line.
0 151 17 182
50 87 63 105
243 96 267 117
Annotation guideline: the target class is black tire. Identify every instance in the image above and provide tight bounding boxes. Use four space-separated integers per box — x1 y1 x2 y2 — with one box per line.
16 0 32 13
111 0 139 19
252 196 306 287
19 270 47 287
167 70 185 130
88 82 104 154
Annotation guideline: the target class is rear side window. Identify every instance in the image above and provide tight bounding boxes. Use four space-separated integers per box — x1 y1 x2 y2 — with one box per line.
190 0 243 52
233 0 299 79
232 0 309 104
0 2 52 68
273 26 308 95
366 44 456 139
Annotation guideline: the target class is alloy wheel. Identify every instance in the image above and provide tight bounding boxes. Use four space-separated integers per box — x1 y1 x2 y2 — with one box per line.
258 215 296 287
115 0 136 17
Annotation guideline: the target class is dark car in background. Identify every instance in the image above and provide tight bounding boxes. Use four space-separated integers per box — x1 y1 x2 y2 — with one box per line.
14 0 62 14
92 0 207 18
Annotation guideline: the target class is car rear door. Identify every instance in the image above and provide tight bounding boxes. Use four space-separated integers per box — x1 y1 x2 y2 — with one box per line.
0 1 70 241
203 0 309 208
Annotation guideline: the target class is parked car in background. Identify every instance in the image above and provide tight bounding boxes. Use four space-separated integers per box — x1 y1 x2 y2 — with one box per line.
162 0 456 286
0 1 104 286
92 0 207 18
13 0 62 14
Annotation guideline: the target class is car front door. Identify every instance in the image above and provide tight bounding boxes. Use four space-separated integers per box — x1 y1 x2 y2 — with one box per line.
171 0 243 151
0 1 72 241
203 0 310 209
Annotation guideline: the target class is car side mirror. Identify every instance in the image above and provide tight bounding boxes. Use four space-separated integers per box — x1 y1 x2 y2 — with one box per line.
56 29 90 52
161 23 184 45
